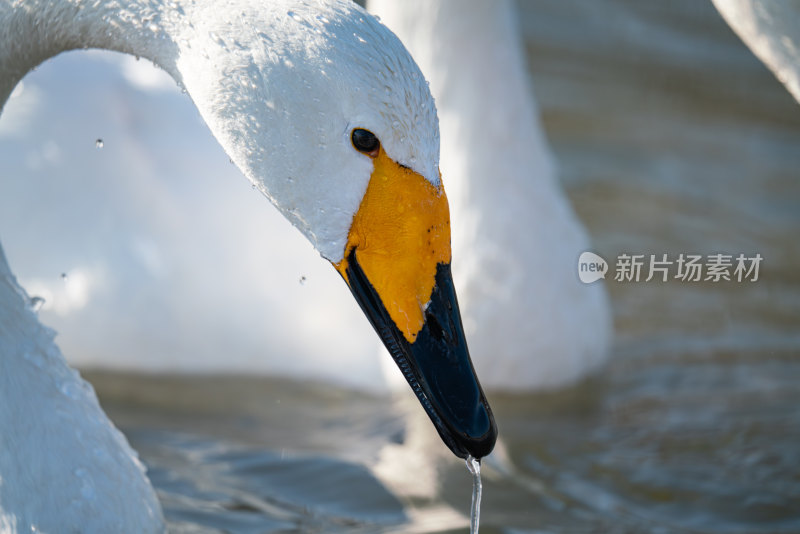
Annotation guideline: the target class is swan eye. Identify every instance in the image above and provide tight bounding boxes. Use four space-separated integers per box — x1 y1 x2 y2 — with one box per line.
351 128 380 157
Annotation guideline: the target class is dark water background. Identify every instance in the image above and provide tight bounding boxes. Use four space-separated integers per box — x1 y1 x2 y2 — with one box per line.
90 350 800 534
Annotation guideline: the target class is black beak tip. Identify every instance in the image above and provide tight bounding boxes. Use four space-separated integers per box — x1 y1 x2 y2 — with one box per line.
341 249 498 460
445 403 498 460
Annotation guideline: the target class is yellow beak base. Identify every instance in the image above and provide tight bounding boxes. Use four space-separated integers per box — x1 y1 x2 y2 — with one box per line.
334 148 451 343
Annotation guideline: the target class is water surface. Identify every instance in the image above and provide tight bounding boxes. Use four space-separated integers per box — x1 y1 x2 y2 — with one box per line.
90 349 800 533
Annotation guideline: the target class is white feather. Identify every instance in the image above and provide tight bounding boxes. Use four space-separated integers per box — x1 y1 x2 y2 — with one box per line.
713 0 800 104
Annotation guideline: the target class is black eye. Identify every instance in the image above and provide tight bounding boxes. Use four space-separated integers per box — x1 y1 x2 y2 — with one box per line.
351 128 380 156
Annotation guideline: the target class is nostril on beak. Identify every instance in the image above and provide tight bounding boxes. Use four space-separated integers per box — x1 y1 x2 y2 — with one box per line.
425 309 444 341
425 308 455 346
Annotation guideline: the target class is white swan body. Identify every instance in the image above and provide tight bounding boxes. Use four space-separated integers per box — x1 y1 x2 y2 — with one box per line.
1 0 505 531
0 248 162 531
370 0 612 390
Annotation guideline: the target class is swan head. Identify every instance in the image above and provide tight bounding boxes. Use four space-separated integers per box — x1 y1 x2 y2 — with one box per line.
173 0 496 459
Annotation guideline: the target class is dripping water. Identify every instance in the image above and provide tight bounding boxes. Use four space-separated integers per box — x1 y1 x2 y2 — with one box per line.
466 455 482 534
28 296 45 313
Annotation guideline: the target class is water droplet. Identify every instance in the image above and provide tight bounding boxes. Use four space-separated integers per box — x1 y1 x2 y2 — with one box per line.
299 275 306 285
9 81 24 99
208 31 224 45
466 455 483 534
29 296 45 313
60 380 83 400
95 139 104 149
392 120 400 129
23 350 45 369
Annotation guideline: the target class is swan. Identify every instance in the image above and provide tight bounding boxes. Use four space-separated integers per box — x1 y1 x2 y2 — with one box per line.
369 0 611 390
0 0 498 531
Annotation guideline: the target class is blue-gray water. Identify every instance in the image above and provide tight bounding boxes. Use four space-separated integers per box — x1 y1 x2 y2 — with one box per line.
90 348 800 533
8 0 800 531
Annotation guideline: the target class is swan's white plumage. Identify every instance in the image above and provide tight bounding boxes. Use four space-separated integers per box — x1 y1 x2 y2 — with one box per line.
713 0 800 105
173 0 440 259
0 0 442 530
0 248 162 532
370 0 612 390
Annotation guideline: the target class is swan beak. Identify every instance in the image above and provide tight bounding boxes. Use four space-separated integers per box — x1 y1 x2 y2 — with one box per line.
334 149 497 459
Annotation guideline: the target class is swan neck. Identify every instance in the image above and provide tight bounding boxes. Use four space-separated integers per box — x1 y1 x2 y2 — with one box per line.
0 0 180 108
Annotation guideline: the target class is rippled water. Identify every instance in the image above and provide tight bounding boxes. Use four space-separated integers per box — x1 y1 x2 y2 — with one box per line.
524 0 800 358
90 347 800 533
